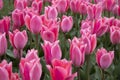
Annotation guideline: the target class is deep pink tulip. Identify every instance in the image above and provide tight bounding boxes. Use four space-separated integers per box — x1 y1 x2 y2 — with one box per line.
19 49 42 80
45 6 58 20
110 26 120 44
0 60 20 80
0 16 10 34
41 40 62 64
69 37 86 67
52 0 70 13
60 15 73 32
79 1 88 15
0 33 7 56
92 19 108 37
14 0 27 10
103 0 115 11
12 9 24 30
25 14 42 34
96 48 114 69
40 19 59 42
32 0 43 14
0 0 3 10
47 59 77 80
87 3 102 20
9 29 28 50
82 34 97 55
70 0 81 13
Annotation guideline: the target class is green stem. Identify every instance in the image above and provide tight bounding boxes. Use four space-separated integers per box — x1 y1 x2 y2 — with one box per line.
86 55 91 80
63 33 68 59
35 34 39 50
101 69 105 80
77 67 81 80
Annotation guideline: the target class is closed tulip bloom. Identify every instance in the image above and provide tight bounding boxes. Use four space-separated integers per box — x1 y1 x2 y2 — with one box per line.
40 20 59 42
12 9 24 30
0 33 7 56
110 26 120 44
61 15 73 32
96 48 114 69
52 0 69 13
47 59 77 80
9 29 28 50
0 16 10 34
19 49 42 80
82 34 97 55
45 6 58 20
41 40 62 64
87 3 102 20
32 0 43 14
25 14 42 34
69 37 86 67
0 0 3 10
79 1 88 15
103 0 115 11
14 0 27 10
0 60 20 80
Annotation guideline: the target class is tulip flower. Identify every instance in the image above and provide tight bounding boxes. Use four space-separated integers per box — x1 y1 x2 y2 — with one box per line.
52 0 70 13
103 0 115 11
44 6 58 20
0 16 10 34
41 40 62 64
60 15 73 32
12 9 24 30
0 60 20 80
87 3 102 20
14 0 27 10
0 33 7 56
96 47 114 69
110 26 120 44
40 19 59 42
69 37 86 67
19 49 42 80
82 33 97 55
47 59 77 80
25 14 42 34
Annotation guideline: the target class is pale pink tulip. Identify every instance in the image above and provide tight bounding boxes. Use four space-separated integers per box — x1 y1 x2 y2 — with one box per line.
96 47 114 69
79 1 88 15
14 0 27 10
47 59 77 80
0 33 7 56
61 15 73 32
110 26 120 44
19 49 42 80
41 40 62 64
69 37 86 67
0 0 3 10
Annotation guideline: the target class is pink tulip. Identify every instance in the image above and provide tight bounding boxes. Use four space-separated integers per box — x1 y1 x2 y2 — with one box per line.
52 0 70 13
94 0 103 3
0 0 3 10
40 19 59 42
47 59 77 80
13 48 23 58
25 14 42 34
0 16 10 34
82 34 97 55
19 49 42 80
92 19 108 37
112 5 120 16
69 37 86 67
110 26 120 44
103 0 115 11
60 15 73 32
9 29 28 50
14 0 27 10
0 33 7 56
12 9 24 30
0 60 20 80
44 6 58 20
70 0 81 13
96 48 114 69
87 3 102 20
41 40 62 64
32 0 43 14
